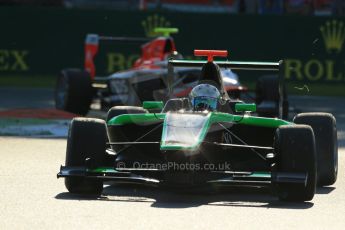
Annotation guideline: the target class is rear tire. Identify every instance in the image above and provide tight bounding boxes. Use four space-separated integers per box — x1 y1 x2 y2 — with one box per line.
64 118 108 195
255 75 288 119
293 113 338 186
274 125 317 201
55 69 93 115
106 106 149 167
106 106 148 122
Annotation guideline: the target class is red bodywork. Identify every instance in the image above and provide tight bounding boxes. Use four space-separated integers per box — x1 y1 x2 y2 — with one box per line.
84 34 99 79
133 37 176 68
84 34 176 78
83 34 247 97
194 50 228 62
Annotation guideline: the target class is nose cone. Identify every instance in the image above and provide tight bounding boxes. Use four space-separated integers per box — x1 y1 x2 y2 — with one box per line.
160 112 211 151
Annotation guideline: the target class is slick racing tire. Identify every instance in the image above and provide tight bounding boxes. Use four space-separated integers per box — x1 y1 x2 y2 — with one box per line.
106 106 148 122
293 113 338 186
55 69 93 116
106 106 151 167
255 75 288 119
65 118 108 195
274 125 317 202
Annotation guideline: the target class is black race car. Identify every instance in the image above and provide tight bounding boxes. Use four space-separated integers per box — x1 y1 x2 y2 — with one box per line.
57 50 337 202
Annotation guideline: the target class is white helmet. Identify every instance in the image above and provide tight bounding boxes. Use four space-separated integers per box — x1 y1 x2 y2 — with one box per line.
190 84 220 111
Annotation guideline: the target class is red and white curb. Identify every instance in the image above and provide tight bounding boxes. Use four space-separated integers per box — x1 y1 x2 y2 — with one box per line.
0 118 70 137
0 109 77 137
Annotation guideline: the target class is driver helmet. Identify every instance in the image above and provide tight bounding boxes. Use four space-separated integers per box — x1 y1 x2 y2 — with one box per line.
190 84 220 111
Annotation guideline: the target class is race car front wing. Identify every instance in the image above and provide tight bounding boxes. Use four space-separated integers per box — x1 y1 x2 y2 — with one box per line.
57 166 307 188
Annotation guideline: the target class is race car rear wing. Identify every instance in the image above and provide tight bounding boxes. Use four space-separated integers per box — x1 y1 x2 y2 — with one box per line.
167 51 285 119
84 34 152 78
85 27 179 78
169 59 281 71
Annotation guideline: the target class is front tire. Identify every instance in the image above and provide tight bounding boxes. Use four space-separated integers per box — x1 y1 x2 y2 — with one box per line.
64 118 108 195
274 125 317 201
293 113 338 186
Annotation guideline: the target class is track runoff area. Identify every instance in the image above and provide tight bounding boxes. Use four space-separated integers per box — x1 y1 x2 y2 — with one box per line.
0 85 345 229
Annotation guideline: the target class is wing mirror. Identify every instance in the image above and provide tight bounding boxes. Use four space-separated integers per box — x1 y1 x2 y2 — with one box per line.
235 103 256 113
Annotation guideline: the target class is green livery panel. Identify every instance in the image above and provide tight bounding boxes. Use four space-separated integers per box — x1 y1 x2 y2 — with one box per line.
108 112 292 150
108 112 292 127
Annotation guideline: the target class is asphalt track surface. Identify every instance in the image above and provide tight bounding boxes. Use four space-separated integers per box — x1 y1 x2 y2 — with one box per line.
0 87 345 229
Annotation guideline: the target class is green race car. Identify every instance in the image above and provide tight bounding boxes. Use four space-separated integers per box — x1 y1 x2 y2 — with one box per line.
58 50 337 202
